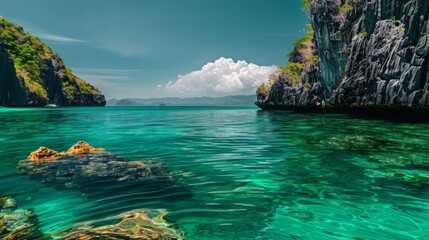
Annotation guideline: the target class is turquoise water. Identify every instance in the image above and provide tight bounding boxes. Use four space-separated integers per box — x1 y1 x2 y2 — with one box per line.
1 106 429 239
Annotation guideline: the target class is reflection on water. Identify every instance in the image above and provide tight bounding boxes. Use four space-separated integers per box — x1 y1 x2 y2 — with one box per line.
1 107 429 239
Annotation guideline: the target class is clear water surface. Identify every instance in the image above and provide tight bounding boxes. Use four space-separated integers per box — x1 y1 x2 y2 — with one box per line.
1 106 429 239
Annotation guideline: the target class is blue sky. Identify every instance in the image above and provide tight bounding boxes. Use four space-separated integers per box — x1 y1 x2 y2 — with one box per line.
1 0 307 98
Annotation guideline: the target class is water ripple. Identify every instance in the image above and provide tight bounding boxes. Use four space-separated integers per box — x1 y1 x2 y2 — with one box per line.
0 107 429 239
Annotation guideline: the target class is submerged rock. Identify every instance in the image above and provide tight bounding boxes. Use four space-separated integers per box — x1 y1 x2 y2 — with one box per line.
0 197 41 239
18 142 174 192
20 152 157 190
318 136 377 150
364 167 429 188
11 143 190 238
55 209 184 240
1 197 16 209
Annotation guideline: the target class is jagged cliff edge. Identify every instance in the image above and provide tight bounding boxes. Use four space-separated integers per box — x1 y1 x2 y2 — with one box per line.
257 0 429 114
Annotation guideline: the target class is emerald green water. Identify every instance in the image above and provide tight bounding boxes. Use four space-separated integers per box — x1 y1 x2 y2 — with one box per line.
1 106 429 239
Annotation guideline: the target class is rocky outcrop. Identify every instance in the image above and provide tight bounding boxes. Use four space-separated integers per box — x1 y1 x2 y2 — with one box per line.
26 141 104 162
28 147 64 162
19 142 169 190
257 0 429 112
66 141 106 155
0 17 106 107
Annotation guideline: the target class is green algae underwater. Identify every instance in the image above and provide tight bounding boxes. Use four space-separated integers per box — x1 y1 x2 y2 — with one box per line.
1 106 429 239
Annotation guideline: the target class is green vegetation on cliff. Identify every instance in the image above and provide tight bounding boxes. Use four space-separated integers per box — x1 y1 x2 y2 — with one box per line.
339 0 353 14
278 62 305 83
0 16 102 103
257 1 317 94
0 17 50 97
257 74 277 94
292 24 314 51
301 0 312 11
258 24 314 92
302 0 353 13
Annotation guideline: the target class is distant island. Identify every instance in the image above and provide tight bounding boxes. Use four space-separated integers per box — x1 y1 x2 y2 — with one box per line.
107 95 257 106
0 17 105 107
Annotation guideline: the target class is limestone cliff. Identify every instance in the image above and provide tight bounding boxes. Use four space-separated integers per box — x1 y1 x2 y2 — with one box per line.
0 17 106 107
257 0 429 111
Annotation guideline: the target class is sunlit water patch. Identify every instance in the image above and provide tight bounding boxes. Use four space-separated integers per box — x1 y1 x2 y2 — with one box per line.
1 106 429 239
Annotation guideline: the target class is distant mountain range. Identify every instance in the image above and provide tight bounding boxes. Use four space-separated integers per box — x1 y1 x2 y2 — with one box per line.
107 95 257 106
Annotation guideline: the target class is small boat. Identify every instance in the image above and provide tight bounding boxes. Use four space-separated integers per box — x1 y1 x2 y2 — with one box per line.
44 104 60 108
159 103 166 107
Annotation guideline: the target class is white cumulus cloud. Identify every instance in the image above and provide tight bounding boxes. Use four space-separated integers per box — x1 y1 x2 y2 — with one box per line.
165 57 277 96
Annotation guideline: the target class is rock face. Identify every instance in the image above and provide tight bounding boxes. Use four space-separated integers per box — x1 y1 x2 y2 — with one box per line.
257 0 429 111
0 17 106 107
0 38 27 106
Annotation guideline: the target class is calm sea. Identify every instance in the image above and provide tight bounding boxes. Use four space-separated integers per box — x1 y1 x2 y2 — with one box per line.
1 106 429 239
